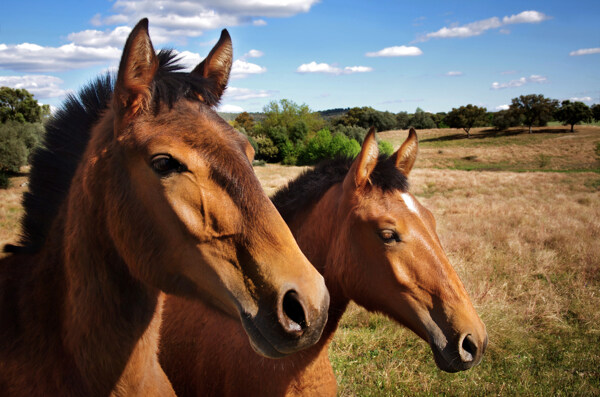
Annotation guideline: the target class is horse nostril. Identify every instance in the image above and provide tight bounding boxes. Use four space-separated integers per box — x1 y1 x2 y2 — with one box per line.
459 334 478 363
279 290 307 336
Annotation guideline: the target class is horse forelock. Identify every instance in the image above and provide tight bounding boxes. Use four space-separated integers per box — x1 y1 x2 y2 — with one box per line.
271 155 409 224
6 50 226 254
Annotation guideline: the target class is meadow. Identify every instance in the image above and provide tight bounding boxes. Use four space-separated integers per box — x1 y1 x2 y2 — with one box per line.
1 125 599 396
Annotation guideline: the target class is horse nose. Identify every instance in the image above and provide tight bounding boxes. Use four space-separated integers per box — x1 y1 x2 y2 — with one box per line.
458 333 486 365
277 290 307 337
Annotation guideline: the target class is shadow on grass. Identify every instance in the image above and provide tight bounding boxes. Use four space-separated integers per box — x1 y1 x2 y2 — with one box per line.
421 127 574 144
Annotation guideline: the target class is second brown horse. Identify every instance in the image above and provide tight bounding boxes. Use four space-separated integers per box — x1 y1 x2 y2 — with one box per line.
160 128 488 396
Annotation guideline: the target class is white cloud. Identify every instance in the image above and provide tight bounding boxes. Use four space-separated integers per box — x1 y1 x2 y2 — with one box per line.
491 74 547 90
67 26 132 48
219 103 244 113
243 49 264 59
569 47 600 56
0 75 69 99
231 59 267 79
0 42 120 73
569 96 592 102
224 86 274 101
495 104 510 111
418 10 549 41
296 61 373 75
365 46 422 57
445 71 463 76
502 10 549 25
89 0 318 41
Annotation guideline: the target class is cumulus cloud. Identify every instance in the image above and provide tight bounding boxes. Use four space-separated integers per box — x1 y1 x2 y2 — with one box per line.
569 47 600 56
219 103 244 113
365 45 423 57
296 62 373 75
417 10 549 42
491 74 547 90
223 86 274 101
0 43 120 73
89 0 318 42
495 104 510 111
0 75 69 99
67 26 132 48
569 96 592 102
172 50 266 78
243 49 264 59
445 71 463 76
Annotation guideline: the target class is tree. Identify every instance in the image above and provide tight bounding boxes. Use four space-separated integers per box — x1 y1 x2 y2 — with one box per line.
445 105 488 138
408 108 436 130
554 100 592 132
395 111 410 130
509 94 559 134
492 109 521 131
591 104 600 122
0 87 44 123
234 112 255 132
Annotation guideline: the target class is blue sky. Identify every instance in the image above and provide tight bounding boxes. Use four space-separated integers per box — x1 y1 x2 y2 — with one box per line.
0 0 598 113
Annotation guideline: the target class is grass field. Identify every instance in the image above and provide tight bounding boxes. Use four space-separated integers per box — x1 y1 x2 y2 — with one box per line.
1 126 599 395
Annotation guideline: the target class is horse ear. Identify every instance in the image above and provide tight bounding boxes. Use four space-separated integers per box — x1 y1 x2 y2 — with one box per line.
392 128 418 176
113 18 158 119
344 127 379 190
191 29 233 103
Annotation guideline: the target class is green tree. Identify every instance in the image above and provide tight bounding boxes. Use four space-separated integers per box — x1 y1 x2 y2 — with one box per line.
554 100 592 132
0 87 44 123
509 94 559 134
492 109 521 131
590 104 600 122
260 99 324 133
445 104 488 138
395 111 410 129
408 108 436 130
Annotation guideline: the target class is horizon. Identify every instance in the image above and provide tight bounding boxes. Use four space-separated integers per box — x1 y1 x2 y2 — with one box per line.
0 1 598 114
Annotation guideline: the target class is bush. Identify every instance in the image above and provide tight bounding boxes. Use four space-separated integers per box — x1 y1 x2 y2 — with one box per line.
253 135 279 162
378 140 394 156
297 129 360 165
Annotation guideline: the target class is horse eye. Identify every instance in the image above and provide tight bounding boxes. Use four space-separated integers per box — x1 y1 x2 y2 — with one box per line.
378 229 401 244
151 154 186 176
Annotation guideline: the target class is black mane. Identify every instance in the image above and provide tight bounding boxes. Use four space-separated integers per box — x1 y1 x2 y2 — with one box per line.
5 50 219 254
271 155 409 223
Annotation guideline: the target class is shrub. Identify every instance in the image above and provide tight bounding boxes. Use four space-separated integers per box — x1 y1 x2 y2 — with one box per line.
298 129 361 165
253 135 279 162
378 140 394 156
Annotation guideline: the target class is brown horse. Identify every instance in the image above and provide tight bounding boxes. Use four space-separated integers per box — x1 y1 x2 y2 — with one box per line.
160 128 488 396
0 19 329 396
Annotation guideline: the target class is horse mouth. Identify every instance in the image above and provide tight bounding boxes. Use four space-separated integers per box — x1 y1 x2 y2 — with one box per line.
239 312 289 358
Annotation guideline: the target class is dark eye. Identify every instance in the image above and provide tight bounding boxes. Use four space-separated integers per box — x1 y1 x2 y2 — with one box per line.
151 154 186 176
378 229 401 244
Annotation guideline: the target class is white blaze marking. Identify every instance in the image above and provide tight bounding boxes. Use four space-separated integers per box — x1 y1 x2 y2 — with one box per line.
401 193 418 214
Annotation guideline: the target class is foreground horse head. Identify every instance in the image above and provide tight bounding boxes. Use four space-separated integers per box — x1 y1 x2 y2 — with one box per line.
7 19 328 360
329 128 487 371
103 19 329 357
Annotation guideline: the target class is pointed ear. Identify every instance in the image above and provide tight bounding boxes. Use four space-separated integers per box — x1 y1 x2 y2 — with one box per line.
113 18 158 119
344 127 379 191
392 128 418 176
192 29 233 104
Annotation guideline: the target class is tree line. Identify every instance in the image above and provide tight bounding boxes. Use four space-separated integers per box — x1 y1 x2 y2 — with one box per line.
2 86 600 187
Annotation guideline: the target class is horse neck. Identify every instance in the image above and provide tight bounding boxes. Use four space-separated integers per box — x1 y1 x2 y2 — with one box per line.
42 115 164 394
287 182 350 340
